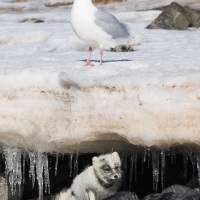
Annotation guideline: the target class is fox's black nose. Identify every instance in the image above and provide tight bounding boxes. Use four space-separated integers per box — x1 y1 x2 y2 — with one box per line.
114 175 118 179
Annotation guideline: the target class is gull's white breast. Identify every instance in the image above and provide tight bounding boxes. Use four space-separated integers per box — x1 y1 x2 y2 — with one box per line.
70 0 115 49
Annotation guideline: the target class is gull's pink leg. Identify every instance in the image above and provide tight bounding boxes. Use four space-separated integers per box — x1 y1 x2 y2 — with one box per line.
84 47 94 66
99 48 103 65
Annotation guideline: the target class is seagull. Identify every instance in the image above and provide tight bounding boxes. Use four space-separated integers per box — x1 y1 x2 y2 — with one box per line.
70 0 131 66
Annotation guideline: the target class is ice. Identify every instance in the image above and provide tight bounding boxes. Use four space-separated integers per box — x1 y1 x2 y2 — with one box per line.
22 150 26 184
188 149 197 177
161 150 166 190
29 151 50 199
73 152 79 177
134 154 138 182
3 146 200 198
33 152 43 199
0 0 200 153
151 150 159 192
35 152 50 200
43 153 50 194
29 152 36 188
0 154 1 174
69 154 73 177
147 148 151 169
55 153 59 176
197 154 200 190
183 151 188 183
141 154 144 174
129 155 134 191
3 146 22 195
1 0 200 196
170 148 176 165
143 148 147 163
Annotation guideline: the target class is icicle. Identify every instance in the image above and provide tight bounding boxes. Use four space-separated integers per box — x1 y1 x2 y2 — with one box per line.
196 153 200 190
55 153 59 176
129 155 134 191
73 152 79 177
134 154 137 182
183 153 188 183
36 152 44 200
69 154 73 177
0 153 1 173
147 148 151 168
35 152 50 200
142 148 147 175
22 150 26 184
161 150 166 190
3 146 22 196
29 152 36 188
144 147 147 163
141 154 144 175
170 147 176 165
43 153 50 194
29 151 50 199
189 148 196 177
152 150 160 192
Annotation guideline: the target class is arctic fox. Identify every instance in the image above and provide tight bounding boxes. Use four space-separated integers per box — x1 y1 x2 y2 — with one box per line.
55 152 122 200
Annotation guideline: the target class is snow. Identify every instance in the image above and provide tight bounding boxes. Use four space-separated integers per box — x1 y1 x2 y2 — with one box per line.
0 0 200 153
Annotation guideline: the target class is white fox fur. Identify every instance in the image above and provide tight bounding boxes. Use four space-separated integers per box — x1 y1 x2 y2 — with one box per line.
54 152 122 200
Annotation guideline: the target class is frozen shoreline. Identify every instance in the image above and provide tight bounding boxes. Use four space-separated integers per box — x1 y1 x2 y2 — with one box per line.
0 0 200 153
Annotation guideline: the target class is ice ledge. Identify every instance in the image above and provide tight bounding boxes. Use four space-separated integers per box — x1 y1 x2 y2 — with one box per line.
0 68 200 153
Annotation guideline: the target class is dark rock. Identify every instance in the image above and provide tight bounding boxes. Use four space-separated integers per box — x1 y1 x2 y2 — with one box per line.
110 45 134 52
185 175 199 189
161 184 200 195
142 193 160 200
34 20 45 23
142 185 200 200
143 193 200 200
147 2 200 30
103 191 140 200
183 7 200 28
45 2 73 7
93 0 122 4
20 18 44 23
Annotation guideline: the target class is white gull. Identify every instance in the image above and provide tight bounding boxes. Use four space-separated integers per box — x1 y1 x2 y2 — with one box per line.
70 0 131 66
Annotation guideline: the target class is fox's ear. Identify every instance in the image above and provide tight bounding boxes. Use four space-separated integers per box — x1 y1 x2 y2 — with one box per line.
112 152 119 157
92 156 98 163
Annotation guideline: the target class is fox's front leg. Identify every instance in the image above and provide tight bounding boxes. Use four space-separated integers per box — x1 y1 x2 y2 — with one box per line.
86 189 95 200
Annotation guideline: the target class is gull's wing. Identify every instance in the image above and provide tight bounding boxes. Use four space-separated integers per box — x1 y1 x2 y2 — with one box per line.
95 9 130 39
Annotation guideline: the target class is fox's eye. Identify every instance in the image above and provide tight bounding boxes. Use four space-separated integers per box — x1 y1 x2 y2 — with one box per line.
103 166 111 171
115 166 119 170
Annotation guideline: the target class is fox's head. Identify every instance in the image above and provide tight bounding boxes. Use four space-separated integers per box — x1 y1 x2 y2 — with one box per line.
92 152 122 185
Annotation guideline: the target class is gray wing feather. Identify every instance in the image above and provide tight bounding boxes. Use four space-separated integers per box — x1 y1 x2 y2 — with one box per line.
95 9 130 39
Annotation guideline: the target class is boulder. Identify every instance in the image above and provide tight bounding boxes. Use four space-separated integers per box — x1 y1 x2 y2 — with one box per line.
185 175 199 190
104 191 140 200
161 184 200 195
147 2 200 30
143 184 200 200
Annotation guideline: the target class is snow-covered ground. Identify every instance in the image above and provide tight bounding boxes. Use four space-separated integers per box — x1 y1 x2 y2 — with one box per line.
0 0 200 153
